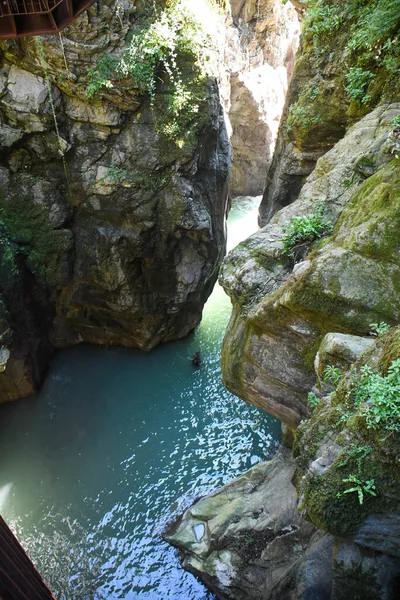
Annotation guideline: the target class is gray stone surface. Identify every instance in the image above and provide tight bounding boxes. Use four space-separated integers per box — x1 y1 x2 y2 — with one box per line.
332 539 400 600
220 104 400 427
314 332 375 386
0 0 231 401
354 514 400 558
164 448 334 600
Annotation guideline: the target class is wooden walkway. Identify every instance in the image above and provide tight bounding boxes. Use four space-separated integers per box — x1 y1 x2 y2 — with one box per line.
0 516 55 599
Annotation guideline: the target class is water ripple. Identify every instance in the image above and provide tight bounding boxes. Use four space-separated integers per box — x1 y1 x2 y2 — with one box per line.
0 197 280 599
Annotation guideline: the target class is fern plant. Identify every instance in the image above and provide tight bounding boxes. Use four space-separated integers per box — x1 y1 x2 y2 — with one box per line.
336 474 377 505
350 359 400 432
281 206 333 259
323 365 342 387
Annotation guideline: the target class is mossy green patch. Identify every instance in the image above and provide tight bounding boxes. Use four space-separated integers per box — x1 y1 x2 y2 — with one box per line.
302 0 400 114
335 160 400 264
0 194 71 290
0 223 18 292
378 328 400 373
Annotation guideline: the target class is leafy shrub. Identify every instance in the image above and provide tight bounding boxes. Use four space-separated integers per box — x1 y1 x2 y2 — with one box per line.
346 0 400 54
307 391 320 408
86 55 118 98
351 359 400 431
370 322 390 335
303 1 343 40
345 67 375 104
281 206 333 258
302 0 400 107
87 0 206 143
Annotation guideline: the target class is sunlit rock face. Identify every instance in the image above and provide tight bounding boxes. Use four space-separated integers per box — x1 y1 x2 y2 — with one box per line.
224 0 300 196
0 0 231 401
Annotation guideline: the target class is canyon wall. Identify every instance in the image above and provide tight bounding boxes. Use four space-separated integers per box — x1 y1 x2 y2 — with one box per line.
167 0 400 597
0 0 231 401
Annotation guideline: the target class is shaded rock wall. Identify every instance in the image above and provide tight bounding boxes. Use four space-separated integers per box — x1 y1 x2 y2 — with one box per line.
0 0 231 401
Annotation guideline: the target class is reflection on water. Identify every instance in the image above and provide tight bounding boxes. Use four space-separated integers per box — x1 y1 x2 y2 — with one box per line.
0 196 280 599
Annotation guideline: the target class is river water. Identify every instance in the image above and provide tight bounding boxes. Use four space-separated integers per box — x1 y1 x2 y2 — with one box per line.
0 197 280 599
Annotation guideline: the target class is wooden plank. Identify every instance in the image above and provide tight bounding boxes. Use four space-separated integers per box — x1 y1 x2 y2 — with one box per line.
0 517 55 599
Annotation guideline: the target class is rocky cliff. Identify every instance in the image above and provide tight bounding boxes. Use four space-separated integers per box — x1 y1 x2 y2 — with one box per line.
259 0 400 224
220 103 400 429
165 330 400 599
166 0 400 597
0 0 231 401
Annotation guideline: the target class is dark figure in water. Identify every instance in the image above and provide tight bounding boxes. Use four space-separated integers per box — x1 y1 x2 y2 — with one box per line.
192 351 202 367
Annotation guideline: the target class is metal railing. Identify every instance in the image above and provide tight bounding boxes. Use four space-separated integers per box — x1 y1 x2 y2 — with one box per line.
0 0 64 16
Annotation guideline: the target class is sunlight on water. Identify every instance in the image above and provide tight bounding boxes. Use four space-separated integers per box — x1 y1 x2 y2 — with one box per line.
0 196 280 599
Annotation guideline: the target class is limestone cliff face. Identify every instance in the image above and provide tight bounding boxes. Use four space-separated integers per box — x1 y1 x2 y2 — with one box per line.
224 0 299 196
220 103 400 428
0 0 231 401
166 2 400 597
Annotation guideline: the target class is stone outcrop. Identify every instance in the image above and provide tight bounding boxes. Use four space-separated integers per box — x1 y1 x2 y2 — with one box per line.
293 327 400 599
224 0 299 196
164 447 334 600
0 0 231 401
220 103 400 429
313 332 374 392
258 47 345 223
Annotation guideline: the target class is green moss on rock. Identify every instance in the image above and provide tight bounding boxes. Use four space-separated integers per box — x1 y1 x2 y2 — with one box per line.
295 327 400 538
0 193 72 290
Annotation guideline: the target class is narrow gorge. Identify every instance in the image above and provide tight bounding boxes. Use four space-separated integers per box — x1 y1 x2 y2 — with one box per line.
0 0 400 599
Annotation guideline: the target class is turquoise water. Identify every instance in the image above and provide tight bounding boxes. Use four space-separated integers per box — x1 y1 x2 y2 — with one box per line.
0 197 280 599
